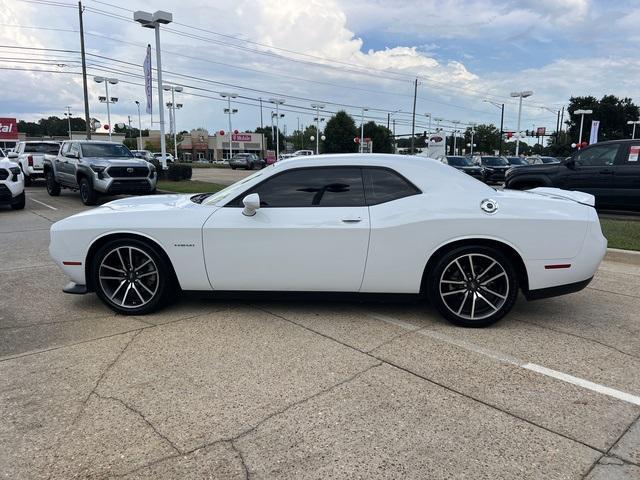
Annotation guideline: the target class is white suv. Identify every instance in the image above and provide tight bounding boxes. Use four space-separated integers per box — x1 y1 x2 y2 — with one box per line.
0 153 25 210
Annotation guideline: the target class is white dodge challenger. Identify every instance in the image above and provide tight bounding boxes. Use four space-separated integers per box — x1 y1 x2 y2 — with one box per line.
49 154 607 327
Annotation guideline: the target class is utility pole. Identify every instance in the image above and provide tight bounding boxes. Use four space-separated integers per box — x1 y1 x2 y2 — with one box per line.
259 98 263 129
410 78 418 154
555 109 560 144
392 119 396 153
387 112 390 130
78 2 91 139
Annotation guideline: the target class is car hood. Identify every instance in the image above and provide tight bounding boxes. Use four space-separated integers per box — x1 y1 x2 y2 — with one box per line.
0 158 19 169
507 163 562 175
84 157 150 167
100 194 193 212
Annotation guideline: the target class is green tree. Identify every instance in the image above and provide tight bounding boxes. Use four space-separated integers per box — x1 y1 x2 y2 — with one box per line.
323 110 358 153
254 126 284 151
462 124 500 154
567 95 640 144
362 121 393 153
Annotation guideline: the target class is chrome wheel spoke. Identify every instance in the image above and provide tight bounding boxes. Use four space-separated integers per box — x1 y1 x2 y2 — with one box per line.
454 259 468 281
135 258 152 272
121 283 132 306
481 271 506 286
116 249 127 271
110 279 127 300
476 290 499 312
137 270 157 278
456 291 469 315
481 286 507 300
442 289 467 296
129 248 134 271
441 280 465 285
468 255 475 278
476 260 497 282
470 293 477 319
101 264 125 274
131 283 145 303
100 275 125 281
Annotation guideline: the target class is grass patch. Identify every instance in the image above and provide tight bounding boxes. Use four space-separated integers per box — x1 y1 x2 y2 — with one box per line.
190 162 230 169
599 218 640 251
157 180 226 194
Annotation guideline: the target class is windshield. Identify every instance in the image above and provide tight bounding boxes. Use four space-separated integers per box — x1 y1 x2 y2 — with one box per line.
81 143 132 158
232 154 251 159
482 156 508 166
200 168 268 205
507 157 528 165
24 143 59 154
446 156 474 167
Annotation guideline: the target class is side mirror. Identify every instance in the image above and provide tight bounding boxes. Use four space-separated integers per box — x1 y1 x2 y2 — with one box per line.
242 193 260 216
7 152 18 159
565 158 576 169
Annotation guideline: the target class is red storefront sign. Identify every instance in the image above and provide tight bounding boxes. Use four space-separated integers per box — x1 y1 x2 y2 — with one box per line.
0 118 18 140
232 133 252 142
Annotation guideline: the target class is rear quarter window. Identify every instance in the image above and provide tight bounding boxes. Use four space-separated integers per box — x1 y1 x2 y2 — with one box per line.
363 167 421 205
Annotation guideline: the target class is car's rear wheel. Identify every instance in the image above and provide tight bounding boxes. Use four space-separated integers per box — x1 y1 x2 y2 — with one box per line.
91 238 175 315
427 245 518 327
46 170 61 196
23 170 32 186
79 177 98 205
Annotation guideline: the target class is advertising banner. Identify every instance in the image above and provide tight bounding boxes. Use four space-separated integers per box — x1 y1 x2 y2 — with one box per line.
143 44 152 115
0 118 18 140
589 120 600 144
232 134 252 142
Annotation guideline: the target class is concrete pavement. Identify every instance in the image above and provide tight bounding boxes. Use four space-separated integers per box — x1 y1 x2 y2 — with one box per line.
0 184 638 479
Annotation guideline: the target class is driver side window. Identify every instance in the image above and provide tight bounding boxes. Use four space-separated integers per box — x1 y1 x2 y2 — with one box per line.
575 144 620 166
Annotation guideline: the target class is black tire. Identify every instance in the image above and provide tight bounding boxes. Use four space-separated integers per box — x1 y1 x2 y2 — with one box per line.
231 166 236 170
246 163 253 170
23 173 32 187
91 238 177 315
427 245 518 328
46 170 61 196
11 192 25 210
79 177 98 205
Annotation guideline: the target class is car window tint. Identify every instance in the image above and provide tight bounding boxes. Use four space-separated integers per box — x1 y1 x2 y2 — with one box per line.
243 167 365 207
576 144 620 166
363 167 421 205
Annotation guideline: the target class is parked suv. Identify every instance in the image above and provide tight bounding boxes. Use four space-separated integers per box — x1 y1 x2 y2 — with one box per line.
505 139 640 210
441 155 485 181
7 141 60 185
229 153 265 170
44 140 157 205
479 156 511 183
0 153 25 210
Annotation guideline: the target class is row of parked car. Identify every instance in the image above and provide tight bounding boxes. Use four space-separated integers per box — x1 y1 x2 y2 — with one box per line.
442 140 640 210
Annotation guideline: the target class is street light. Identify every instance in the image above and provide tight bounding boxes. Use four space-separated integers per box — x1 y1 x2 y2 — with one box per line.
269 98 285 159
627 120 640 139
574 109 593 148
483 100 505 155
220 92 238 160
164 85 184 160
311 103 325 154
134 9 173 169
510 90 533 156
451 120 460 155
360 107 369 153
94 76 118 140
424 113 432 135
63 106 72 139
468 122 477 154
134 101 143 149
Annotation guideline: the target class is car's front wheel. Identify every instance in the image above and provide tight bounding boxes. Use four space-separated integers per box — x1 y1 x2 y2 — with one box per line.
91 238 175 315
46 170 61 196
427 245 518 328
79 177 98 205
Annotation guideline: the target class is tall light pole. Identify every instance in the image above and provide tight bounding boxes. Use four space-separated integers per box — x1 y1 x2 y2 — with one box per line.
220 92 238 160
510 91 533 156
94 76 118 140
483 100 504 155
269 98 285 159
628 120 640 139
134 10 172 169
360 107 369 153
574 109 593 147
311 103 325 154
469 123 476 154
451 120 460 155
134 101 143 149
64 106 72 139
164 85 183 159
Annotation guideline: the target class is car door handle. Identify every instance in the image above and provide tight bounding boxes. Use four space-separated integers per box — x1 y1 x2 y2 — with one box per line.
599 169 614 174
342 217 362 223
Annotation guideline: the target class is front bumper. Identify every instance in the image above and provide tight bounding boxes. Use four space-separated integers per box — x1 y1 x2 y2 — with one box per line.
63 282 88 294
0 181 24 205
92 175 156 195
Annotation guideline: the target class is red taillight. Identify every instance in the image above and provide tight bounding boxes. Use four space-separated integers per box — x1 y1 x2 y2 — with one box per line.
62 261 82 266
544 264 571 270
28 155 33 167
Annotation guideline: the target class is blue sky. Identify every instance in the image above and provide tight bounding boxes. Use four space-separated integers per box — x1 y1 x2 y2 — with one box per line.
2 0 640 139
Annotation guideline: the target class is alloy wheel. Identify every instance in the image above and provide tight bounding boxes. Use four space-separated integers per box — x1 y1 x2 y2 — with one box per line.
98 246 159 309
438 253 509 321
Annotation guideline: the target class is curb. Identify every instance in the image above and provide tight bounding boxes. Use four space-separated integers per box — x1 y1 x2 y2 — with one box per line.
605 248 640 266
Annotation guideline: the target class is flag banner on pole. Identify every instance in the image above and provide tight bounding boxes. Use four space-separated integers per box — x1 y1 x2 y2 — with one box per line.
143 44 152 115
589 120 600 144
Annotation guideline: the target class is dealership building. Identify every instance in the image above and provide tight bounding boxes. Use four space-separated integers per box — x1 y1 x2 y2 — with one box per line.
178 129 265 161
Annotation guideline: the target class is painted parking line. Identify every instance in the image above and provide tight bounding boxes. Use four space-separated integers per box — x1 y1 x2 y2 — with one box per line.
29 198 58 210
368 313 640 407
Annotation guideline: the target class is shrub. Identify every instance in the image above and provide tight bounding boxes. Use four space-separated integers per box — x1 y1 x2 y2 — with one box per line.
167 163 192 181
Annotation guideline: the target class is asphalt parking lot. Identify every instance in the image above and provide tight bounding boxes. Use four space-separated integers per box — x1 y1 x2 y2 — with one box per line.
1 184 639 479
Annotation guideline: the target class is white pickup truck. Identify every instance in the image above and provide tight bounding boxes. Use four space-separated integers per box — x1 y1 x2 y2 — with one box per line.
7 141 60 186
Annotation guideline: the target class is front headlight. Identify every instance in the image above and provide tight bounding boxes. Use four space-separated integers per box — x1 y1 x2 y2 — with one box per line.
9 166 21 182
90 164 108 179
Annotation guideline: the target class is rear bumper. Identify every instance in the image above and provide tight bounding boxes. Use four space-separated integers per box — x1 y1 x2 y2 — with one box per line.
63 282 88 295
524 277 592 300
